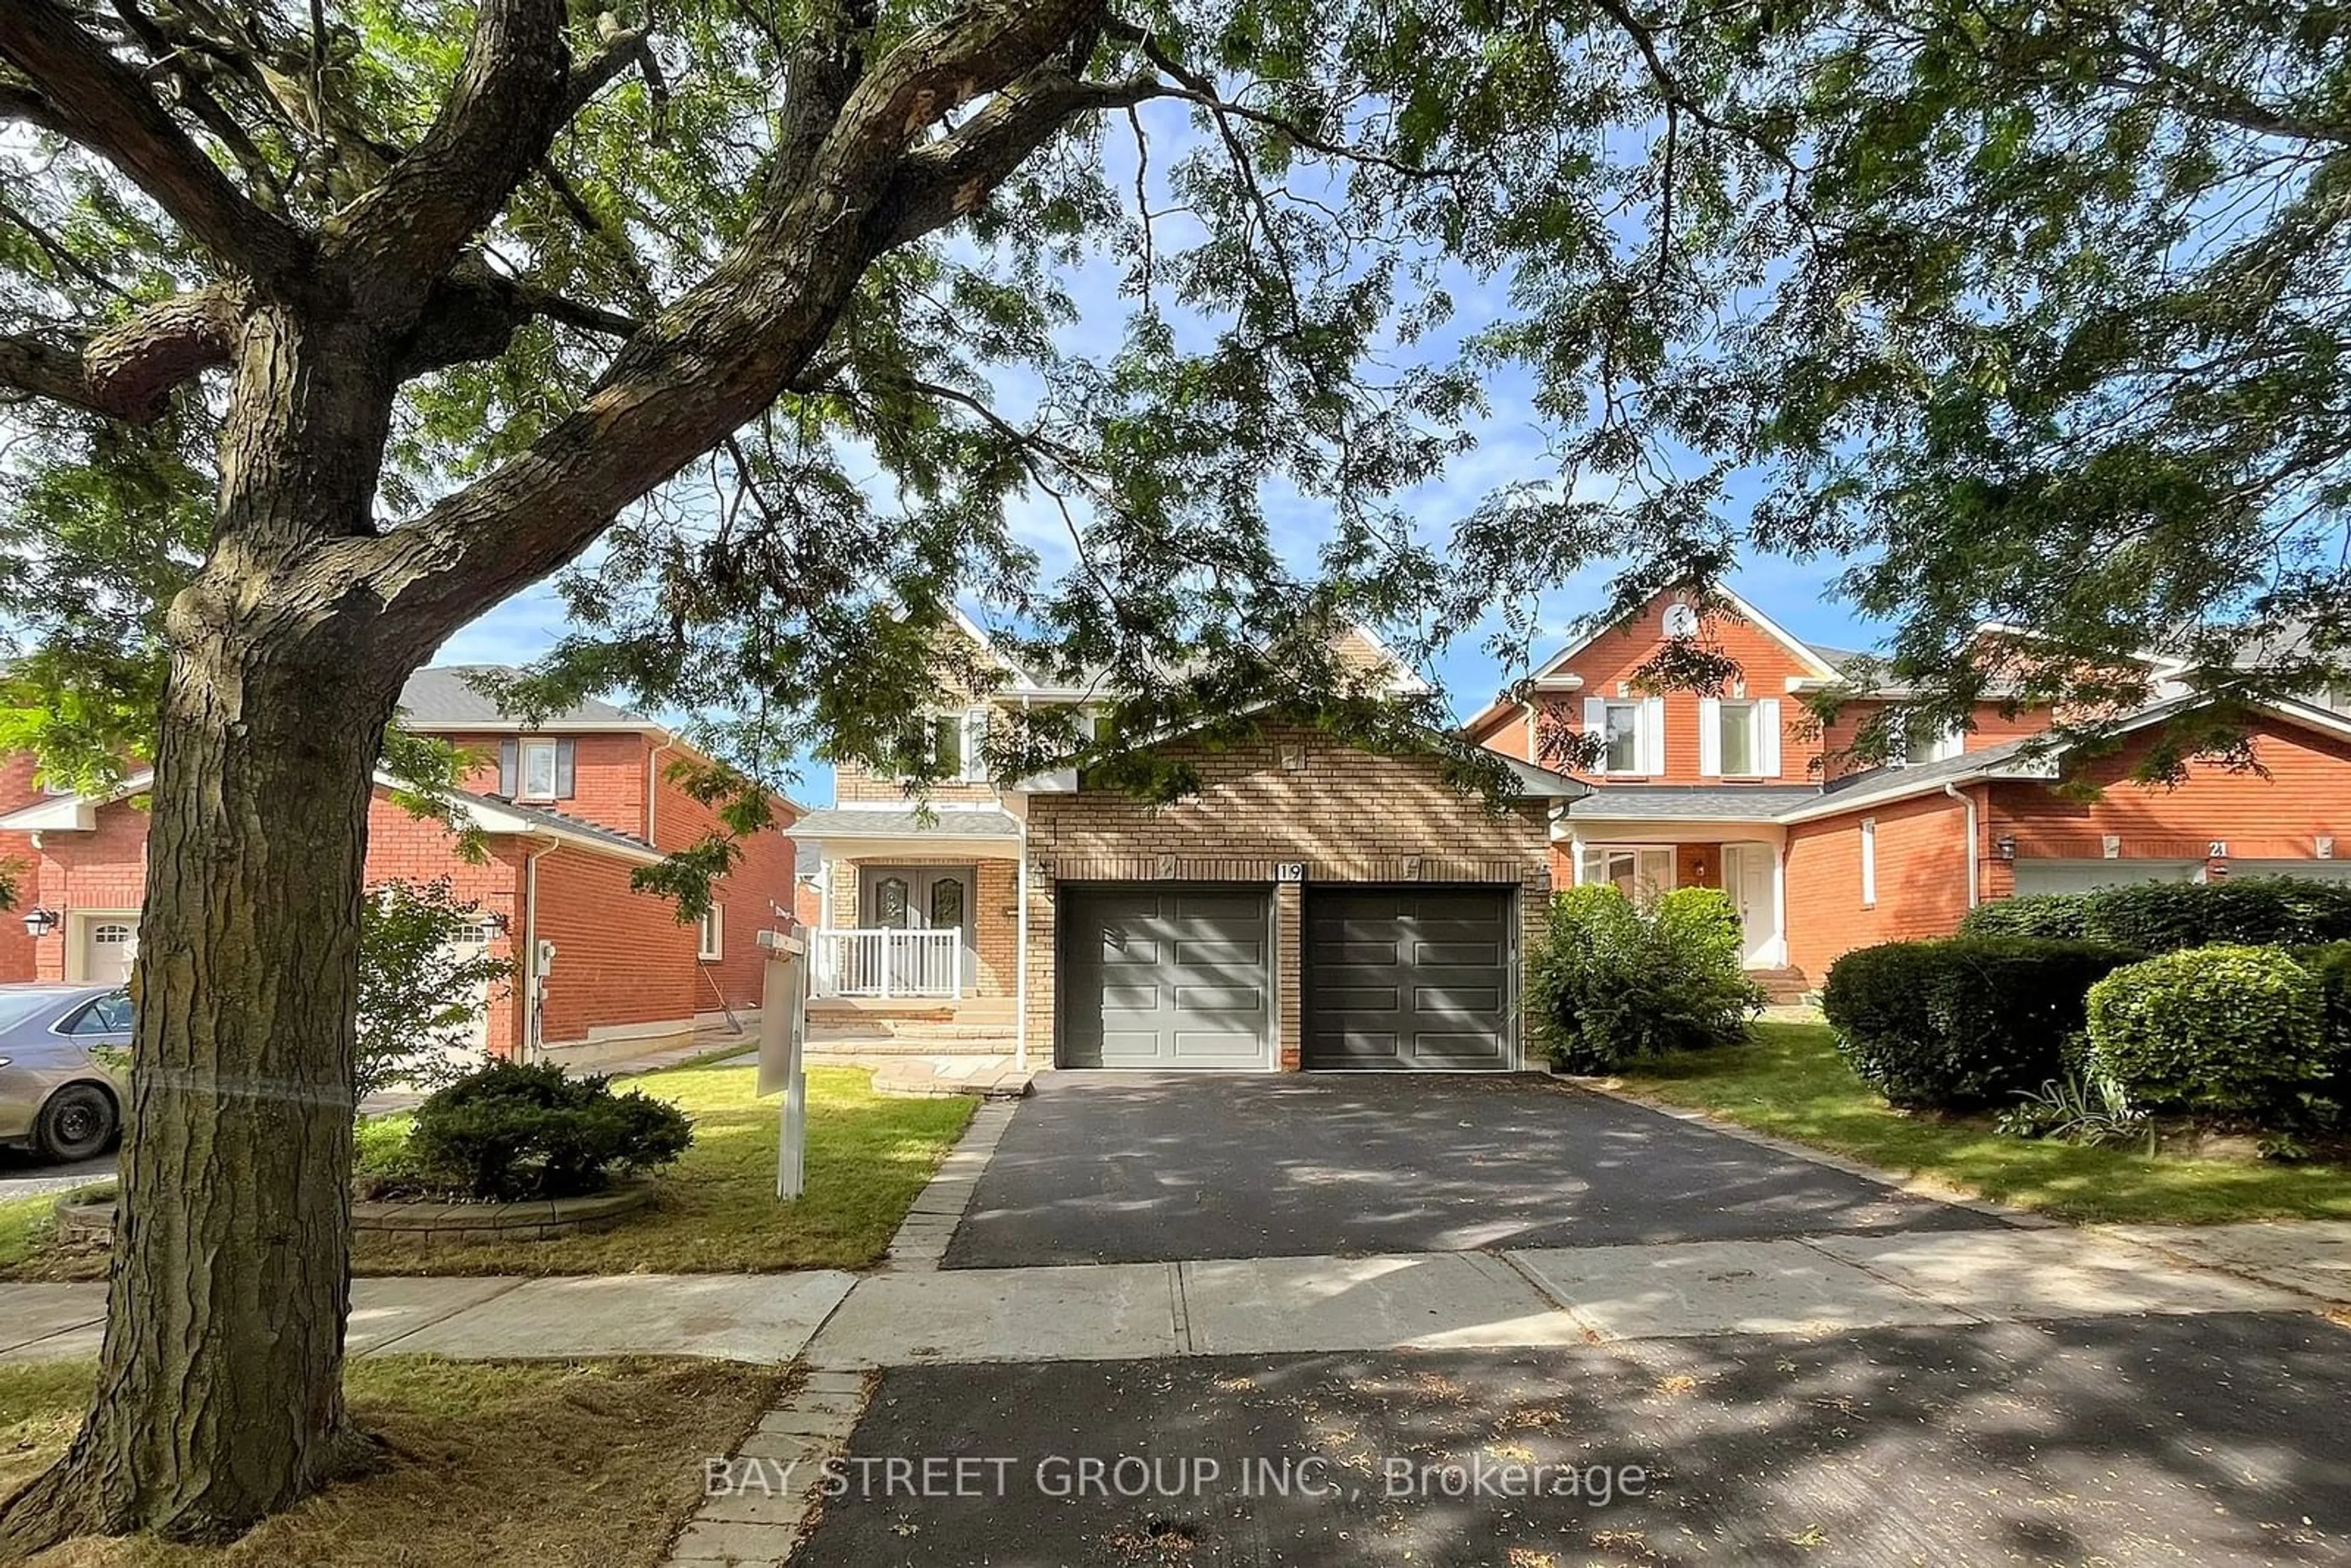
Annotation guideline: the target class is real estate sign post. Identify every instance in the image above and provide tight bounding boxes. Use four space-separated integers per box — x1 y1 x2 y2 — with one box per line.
756 931 811 1200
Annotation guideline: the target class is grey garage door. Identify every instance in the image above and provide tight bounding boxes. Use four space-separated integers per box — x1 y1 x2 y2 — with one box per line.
1057 885 1273 1069
1302 887 1515 1071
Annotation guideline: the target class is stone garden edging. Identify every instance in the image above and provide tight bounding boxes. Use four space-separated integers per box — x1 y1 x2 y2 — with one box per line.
53 1176 658 1248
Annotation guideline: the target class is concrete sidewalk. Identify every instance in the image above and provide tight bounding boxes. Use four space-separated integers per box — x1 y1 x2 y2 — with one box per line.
2 1226 2321 1371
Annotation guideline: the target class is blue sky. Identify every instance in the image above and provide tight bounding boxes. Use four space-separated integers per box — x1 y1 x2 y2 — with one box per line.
435 103 1888 805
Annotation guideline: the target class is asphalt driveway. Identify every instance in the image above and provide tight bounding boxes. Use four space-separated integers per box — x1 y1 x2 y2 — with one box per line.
795 1312 2347 1567
943 1073 1998 1269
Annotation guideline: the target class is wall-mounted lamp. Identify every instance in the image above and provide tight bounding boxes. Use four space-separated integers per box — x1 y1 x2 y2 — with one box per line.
483 911 512 936
21 907 58 939
1993 836 2016 861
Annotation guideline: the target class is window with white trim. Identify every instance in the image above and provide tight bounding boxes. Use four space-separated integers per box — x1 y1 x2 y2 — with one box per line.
696 904 724 961
1719 701 1761 776
1584 696 1663 775
1580 846 1674 897
1859 817 1878 906
518 737 559 800
1898 716 1963 766
918 707 991 782
1603 702 1641 773
1699 696 1781 778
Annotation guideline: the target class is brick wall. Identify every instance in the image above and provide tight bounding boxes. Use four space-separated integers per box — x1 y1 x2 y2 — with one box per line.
1819 699 2053 782
645 754 800 1014
1022 722 1553 1067
834 757 1001 806
530 847 699 1049
0 754 46 980
447 729 654 838
1496 595 1829 784
1783 787 1978 978
1986 713 2351 865
364 790 528 1054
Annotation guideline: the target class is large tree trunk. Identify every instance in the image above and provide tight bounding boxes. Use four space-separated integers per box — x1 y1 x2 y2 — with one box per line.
1 313 411 1556
0 628 403 1552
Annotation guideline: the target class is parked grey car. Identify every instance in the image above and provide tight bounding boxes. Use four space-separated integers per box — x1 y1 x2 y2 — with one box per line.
0 985 133 1162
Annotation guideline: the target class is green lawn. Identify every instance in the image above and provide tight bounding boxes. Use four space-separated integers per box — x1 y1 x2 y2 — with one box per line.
1612 1021 2351 1225
1 1357 784 1566
0 1187 53 1274
1 1062 973 1281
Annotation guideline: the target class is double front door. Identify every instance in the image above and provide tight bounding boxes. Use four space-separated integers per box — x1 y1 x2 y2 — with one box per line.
861 865 977 995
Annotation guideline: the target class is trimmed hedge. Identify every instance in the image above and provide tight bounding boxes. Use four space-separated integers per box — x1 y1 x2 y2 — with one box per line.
1953 892 2088 941
1959 876 2351 953
2085 945 2331 1117
2302 942 2351 1060
1821 937 2142 1109
1531 885 1764 1073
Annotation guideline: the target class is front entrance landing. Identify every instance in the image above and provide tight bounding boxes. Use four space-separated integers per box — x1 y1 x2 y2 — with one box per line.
943 1073 1998 1269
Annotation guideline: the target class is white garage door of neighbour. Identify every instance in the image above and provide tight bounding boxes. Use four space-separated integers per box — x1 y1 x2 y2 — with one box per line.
79 918 138 986
2010 860 2202 897
2230 860 2351 885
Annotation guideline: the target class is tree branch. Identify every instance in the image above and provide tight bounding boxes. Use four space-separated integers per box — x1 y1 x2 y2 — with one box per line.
0 0 310 287
0 288 244 422
873 68 1166 247
1104 19 1471 181
328 0 571 315
561 23 667 124
353 0 1116 652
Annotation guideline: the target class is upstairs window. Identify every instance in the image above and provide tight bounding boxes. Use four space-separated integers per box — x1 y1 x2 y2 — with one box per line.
1603 702 1641 773
911 707 990 782
500 737 576 801
1700 697 1780 777
1586 697 1662 775
1719 702 1760 776
1897 716 1963 767
519 738 558 800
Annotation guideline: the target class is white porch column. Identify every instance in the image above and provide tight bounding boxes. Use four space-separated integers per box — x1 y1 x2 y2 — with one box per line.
1771 842 1791 968
1014 823 1030 1071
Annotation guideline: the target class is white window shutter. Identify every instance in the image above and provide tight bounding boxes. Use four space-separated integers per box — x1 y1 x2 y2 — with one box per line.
962 707 989 782
1582 698 1608 770
1697 698 1722 777
1641 696 1666 775
1758 699 1783 776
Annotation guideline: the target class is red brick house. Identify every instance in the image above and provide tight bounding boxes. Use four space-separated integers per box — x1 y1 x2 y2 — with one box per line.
1468 590 2351 989
0 668 811 1068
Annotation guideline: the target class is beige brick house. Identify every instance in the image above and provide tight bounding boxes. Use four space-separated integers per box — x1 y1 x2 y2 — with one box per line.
788 621 1586 1071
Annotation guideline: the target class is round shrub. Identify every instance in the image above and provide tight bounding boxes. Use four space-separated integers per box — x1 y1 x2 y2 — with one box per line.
1821 937 2141 1109
1531 885 1764 1072
2085 945 2330 1117
407 1059 693 1201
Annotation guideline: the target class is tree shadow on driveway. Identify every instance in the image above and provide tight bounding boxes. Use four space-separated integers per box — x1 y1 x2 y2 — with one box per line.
797 1311 2346 1566
946 1073 1998 1269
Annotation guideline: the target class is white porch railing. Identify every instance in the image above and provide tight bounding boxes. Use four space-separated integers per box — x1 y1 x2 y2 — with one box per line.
812 927 964 998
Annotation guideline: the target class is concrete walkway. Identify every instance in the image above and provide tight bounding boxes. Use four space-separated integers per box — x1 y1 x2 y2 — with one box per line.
2 1226 2324 1371
2105 1218 2351 1306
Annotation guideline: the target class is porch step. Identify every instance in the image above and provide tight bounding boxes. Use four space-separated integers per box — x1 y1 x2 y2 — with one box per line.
808 1036 1016 1057
1748 966 1813 1003
809 1019 1019 1043
808 996 1015 1020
